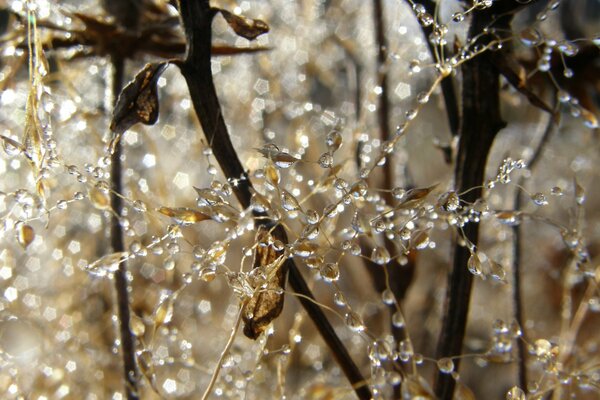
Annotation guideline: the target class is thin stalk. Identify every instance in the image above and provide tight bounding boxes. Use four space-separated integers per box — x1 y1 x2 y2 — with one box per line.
434 8 507 400
414 0 460 137
176 1 371 398
110 55 139 400
371 0 414 348
513 110 557 390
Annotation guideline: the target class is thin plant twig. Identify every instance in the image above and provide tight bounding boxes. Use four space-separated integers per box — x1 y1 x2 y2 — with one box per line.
513 109 557 390
201 305 244 400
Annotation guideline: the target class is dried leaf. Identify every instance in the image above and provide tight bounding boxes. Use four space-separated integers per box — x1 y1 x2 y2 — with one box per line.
243 227 286 339
396 184 438 210
158 206 210 225
17 224 35 249
110 62 169 135
218 9 269 41
490 51 553 113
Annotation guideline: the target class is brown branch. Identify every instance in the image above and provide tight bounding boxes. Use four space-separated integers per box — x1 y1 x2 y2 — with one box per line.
434 2 542 397
105 2 141 398
176 1 371 398
434 7 509 400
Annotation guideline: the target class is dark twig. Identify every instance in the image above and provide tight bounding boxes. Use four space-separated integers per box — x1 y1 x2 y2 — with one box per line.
434 6 511 400
371 0 415 359
176 1 370 398
418 0 460 138
512 109 557 390
434 2 542 397
105 2 141 398
110 54 139 400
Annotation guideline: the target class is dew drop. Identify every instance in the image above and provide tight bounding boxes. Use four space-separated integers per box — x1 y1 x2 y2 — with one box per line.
519 27 542 47
319 262 340 283
318 152 333 169
344 311 365 333
381 289 395 305
392 310 405 328
371 246 391 265
437 357 454 374
506 386 526 400
467 253 483 276
333 291 347 307
531 192 548 206
452 12 464 22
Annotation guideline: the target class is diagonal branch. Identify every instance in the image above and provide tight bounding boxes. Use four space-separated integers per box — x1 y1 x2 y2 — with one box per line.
176 1 371 398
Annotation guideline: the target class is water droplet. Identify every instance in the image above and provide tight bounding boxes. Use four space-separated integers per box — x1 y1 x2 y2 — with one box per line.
519 27 542 47
319 262 340 282
409 60 421 74
416 91 430 104
344 311 365 332
300 210 318 227
130 314 146 336
302 224 320 240
382 289 395 305
392 310 405 328
506 386 526 400
199 265 217 282
467 253 483 276
575 180 585 205
531 192 548 206
488 259 506 282
533 338 553 358
318 152 333 168
371 246 391 265
452 12 464 22
439 191 460 211
333 291 347 307
495 211 521 226
326 130 342 152
280 189 301 212
437 357 454 374
550 186 563 196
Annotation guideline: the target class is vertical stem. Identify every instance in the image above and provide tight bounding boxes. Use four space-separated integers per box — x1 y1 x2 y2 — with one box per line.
434 11 508 400
512 112 556 390
418 0 460 137
110 55 139 400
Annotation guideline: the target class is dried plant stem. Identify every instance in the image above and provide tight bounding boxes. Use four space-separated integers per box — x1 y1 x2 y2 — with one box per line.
177 1 371 398
201 305 243 400
434 8 508 400
110 55 139 400
513 111 556 390
371 0 414 349
415 0 460 137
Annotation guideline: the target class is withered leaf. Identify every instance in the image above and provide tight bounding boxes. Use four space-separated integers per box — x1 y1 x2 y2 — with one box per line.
158 206 210 225
243 227 287 339
110 62 169 135
396 184 438 210
218 9 269 41
490 51 553 114
17 224 35 249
